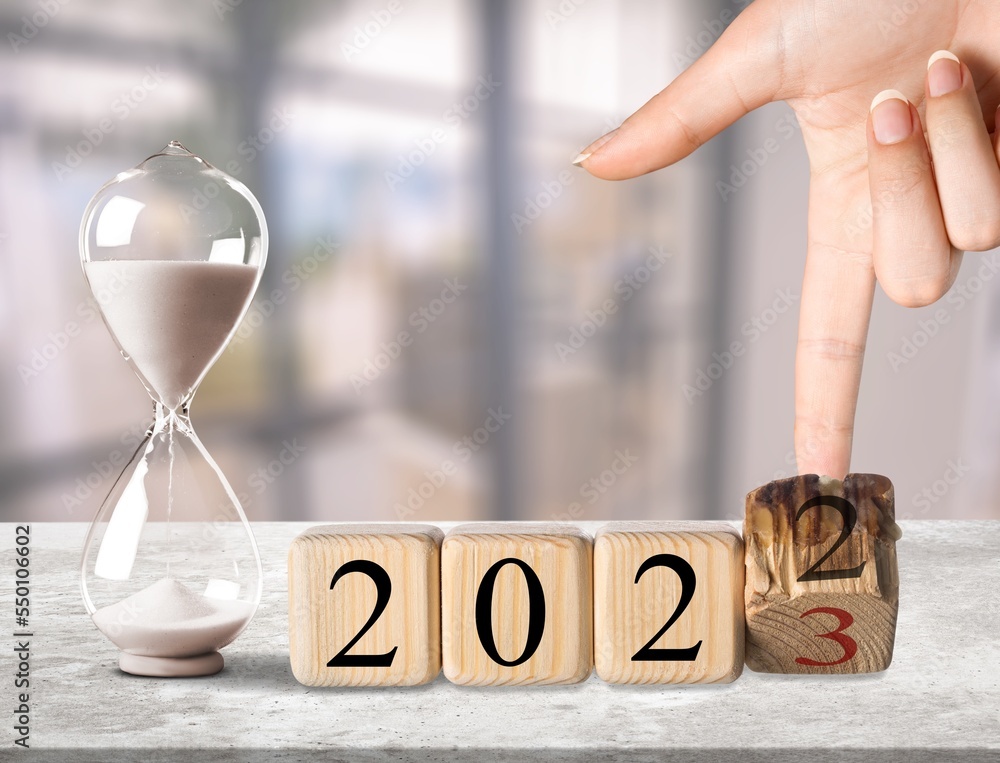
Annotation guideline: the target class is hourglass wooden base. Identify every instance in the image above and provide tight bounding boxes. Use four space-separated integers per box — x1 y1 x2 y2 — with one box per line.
119 651 225 677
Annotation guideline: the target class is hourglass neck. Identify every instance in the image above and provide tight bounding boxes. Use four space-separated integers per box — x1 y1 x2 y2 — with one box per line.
153 401 193 432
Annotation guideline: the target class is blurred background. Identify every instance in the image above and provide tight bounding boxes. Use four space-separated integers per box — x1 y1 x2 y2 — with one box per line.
1 0 997 525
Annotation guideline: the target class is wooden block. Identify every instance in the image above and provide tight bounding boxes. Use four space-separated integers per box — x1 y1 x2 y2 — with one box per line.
288 523 442 687
594 522 744 684
744 474 901 674
441 523 593 686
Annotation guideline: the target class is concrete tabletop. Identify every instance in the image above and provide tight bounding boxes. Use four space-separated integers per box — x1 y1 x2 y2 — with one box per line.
2 521 998 762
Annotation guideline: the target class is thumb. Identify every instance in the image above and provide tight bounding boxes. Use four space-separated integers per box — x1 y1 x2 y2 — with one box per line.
576 3 785 180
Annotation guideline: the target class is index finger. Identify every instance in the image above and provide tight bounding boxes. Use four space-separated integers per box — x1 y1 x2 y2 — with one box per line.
576 0 784 180
795 177 876 479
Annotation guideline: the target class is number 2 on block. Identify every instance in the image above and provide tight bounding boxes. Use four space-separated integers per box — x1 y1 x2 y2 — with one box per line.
326 560 398 668
795 607 858 667
630 554 703 662
795 495 867 582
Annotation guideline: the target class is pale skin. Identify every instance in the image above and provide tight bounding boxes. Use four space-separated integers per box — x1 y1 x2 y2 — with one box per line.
574 0 1000 479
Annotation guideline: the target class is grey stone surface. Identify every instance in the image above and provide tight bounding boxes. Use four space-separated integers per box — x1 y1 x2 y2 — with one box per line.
1 521 997 761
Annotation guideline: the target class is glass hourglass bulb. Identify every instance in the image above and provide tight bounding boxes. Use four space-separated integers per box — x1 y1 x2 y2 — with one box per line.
78 141 266 677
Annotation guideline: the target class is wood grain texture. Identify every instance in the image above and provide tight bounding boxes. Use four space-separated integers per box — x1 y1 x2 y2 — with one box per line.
288 523 442 687
594 521 744 684
442 523 593 686
744 474 900 674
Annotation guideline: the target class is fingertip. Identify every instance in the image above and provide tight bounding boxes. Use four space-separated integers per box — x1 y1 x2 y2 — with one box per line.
795 436 850 482
878 273 951 309
570 126 663 180
571 128 619 170
798 461 849 482
927 49 959 70
574 7 783 181
927 50 964 98
870 89 910 112
870 90 915 146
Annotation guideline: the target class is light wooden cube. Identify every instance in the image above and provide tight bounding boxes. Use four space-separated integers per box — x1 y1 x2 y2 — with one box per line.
594 522 744 684
744 474 900 674
288 523 443 687
442 523 593 686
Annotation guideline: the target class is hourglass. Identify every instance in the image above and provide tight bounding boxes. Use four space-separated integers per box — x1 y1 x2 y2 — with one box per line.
79 142 266 677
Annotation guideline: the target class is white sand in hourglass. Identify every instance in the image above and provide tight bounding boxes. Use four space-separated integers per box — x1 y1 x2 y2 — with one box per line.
85 259 258 672
84 259 258 410
92 578 255 658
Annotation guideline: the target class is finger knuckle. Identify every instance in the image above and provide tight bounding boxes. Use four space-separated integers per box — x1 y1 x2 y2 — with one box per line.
874 161 927 204
929 115 971 151
797 337 866 363
794 414 853 441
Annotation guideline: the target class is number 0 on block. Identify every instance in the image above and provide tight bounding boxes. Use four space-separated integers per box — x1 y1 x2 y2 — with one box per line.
441 523 593 686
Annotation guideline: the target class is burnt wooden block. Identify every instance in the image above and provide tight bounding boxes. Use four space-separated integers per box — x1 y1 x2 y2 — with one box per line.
744 474 900 674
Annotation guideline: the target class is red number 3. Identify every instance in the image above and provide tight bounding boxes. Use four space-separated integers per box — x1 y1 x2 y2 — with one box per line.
795 607 858 667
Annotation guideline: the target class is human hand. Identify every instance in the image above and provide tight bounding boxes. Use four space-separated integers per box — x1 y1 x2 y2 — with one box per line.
574 0 1000 479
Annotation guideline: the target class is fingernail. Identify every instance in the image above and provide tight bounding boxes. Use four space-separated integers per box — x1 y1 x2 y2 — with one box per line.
927 50 962 97
572 128 618 166
870 90 913 145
